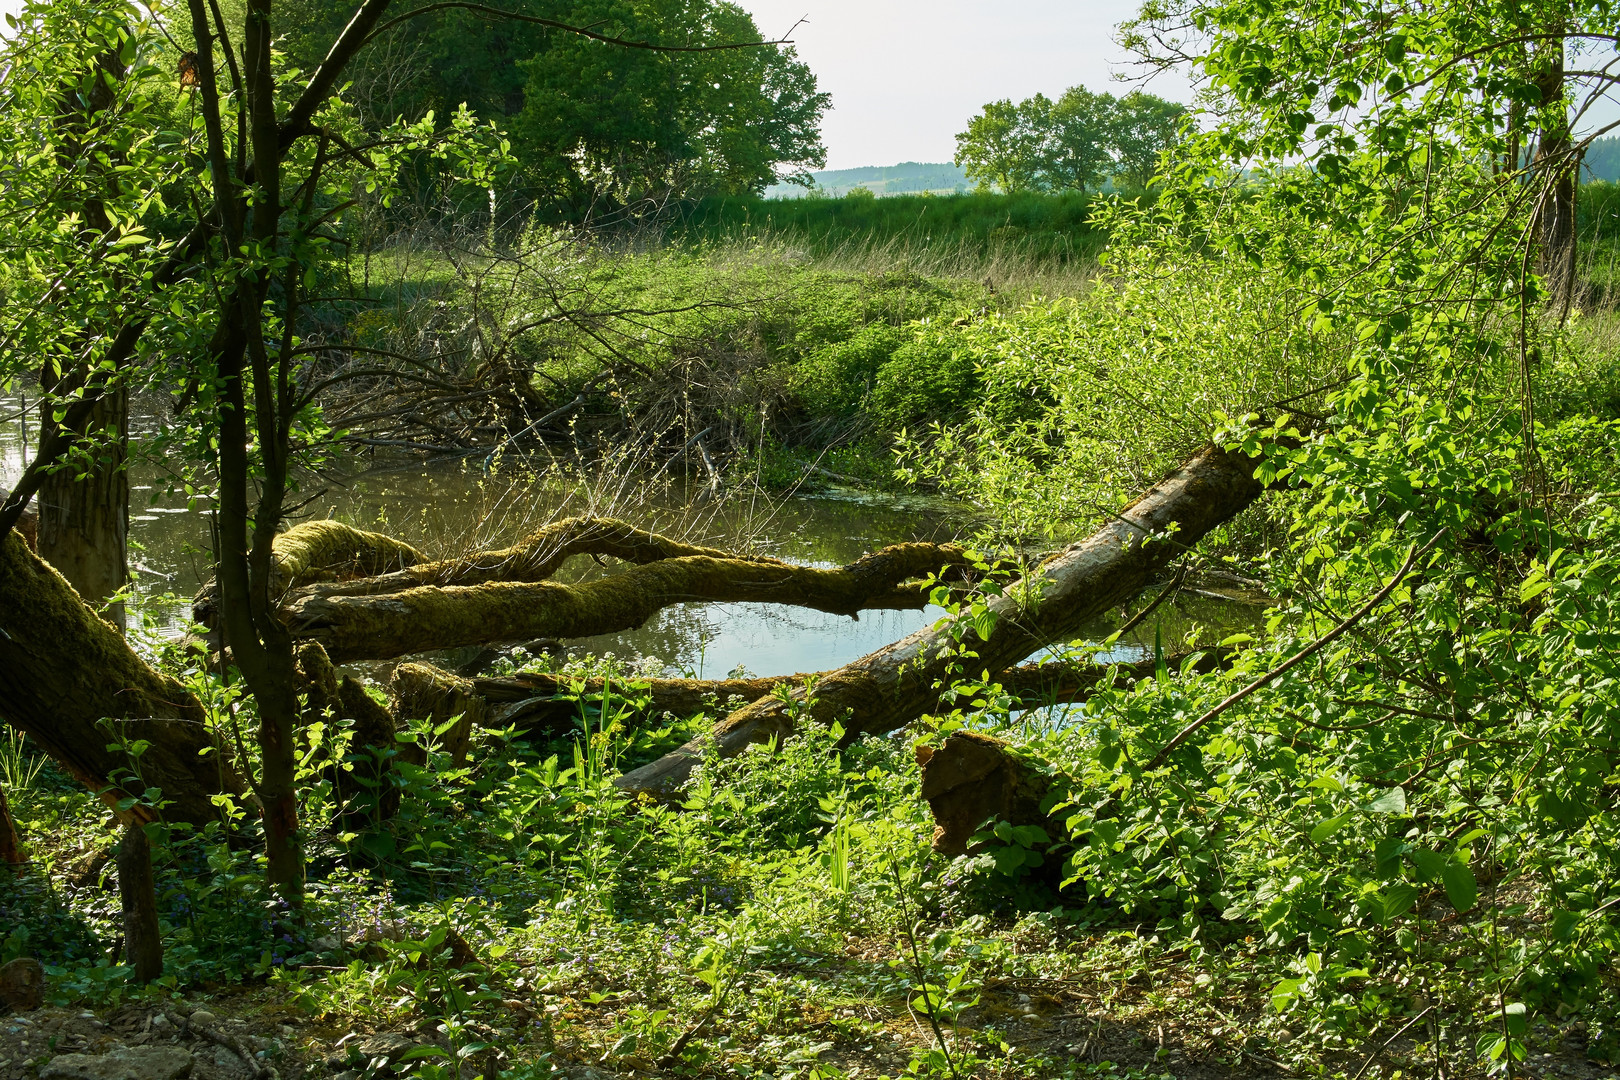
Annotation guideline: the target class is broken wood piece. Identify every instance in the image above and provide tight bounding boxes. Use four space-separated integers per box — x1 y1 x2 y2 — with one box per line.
916 731 1059 856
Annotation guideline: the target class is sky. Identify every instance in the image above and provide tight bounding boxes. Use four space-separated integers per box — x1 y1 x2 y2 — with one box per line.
730 0 1192 170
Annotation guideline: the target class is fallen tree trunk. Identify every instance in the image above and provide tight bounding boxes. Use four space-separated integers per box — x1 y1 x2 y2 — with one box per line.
465 649 1232 738
285 541 970 662
193 520 423 627
0 533 248 827
295 516 744 599
616 444 1266 796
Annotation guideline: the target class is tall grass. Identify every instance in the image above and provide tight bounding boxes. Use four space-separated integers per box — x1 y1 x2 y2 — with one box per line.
667 189 1107 266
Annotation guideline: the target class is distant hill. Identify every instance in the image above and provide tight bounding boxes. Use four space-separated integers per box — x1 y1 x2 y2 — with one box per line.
766 162 970 199
1586 136 1620 183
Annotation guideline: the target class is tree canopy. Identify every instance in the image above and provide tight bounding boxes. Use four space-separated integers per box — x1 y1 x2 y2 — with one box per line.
280 0 829 205
953 84 1188 192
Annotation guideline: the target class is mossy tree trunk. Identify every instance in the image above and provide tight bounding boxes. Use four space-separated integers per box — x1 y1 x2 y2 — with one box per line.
284 540 969 662
36 391 130 630
0 533 247 828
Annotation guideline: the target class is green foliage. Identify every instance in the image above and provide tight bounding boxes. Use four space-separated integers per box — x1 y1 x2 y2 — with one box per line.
898 249 1343 541
953 86 1187 193
282 0 828 205
675 188 1106 264
515 0 828 202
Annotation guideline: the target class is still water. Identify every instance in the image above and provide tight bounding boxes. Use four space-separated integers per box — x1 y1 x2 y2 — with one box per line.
2 391 1257 678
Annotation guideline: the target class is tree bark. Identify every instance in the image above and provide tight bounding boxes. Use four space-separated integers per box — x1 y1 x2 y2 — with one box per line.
35 389 130 629
0 532 246 828
616 444 1265 796
0 782 24 865
117 822 164 983
1533 29 1576 311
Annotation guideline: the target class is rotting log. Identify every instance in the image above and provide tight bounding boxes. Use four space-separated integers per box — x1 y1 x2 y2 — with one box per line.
916 731 1061 857
286 541 970 663
392 663 487 765
0 533 248 827
467 649 1232 739
296 516 745 599
616 444 1266 796
193 520 423 626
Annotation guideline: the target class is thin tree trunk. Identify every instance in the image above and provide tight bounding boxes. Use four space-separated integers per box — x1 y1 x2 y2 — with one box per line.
117 822 163 983
616 444 1266 796
0 783 24 865
1533 30 1576 311
35 388 130 629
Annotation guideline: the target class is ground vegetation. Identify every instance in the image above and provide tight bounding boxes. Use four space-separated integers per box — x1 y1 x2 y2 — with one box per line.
6 0 1620 1079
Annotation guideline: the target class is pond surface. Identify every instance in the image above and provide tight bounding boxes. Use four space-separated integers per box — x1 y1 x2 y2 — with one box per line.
2 389 1261 679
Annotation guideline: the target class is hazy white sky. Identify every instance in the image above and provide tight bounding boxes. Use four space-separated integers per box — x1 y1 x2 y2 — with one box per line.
731 0 1187 169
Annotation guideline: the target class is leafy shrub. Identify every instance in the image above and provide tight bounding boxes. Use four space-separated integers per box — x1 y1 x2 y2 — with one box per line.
870 329 981 430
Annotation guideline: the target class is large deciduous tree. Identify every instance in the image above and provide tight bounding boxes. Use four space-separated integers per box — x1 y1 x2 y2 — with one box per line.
280 0 829 206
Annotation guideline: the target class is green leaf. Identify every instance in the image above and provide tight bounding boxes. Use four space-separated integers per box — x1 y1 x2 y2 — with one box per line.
1366 786 1406 814
1310 812 1350 842
1441 858 1477 913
